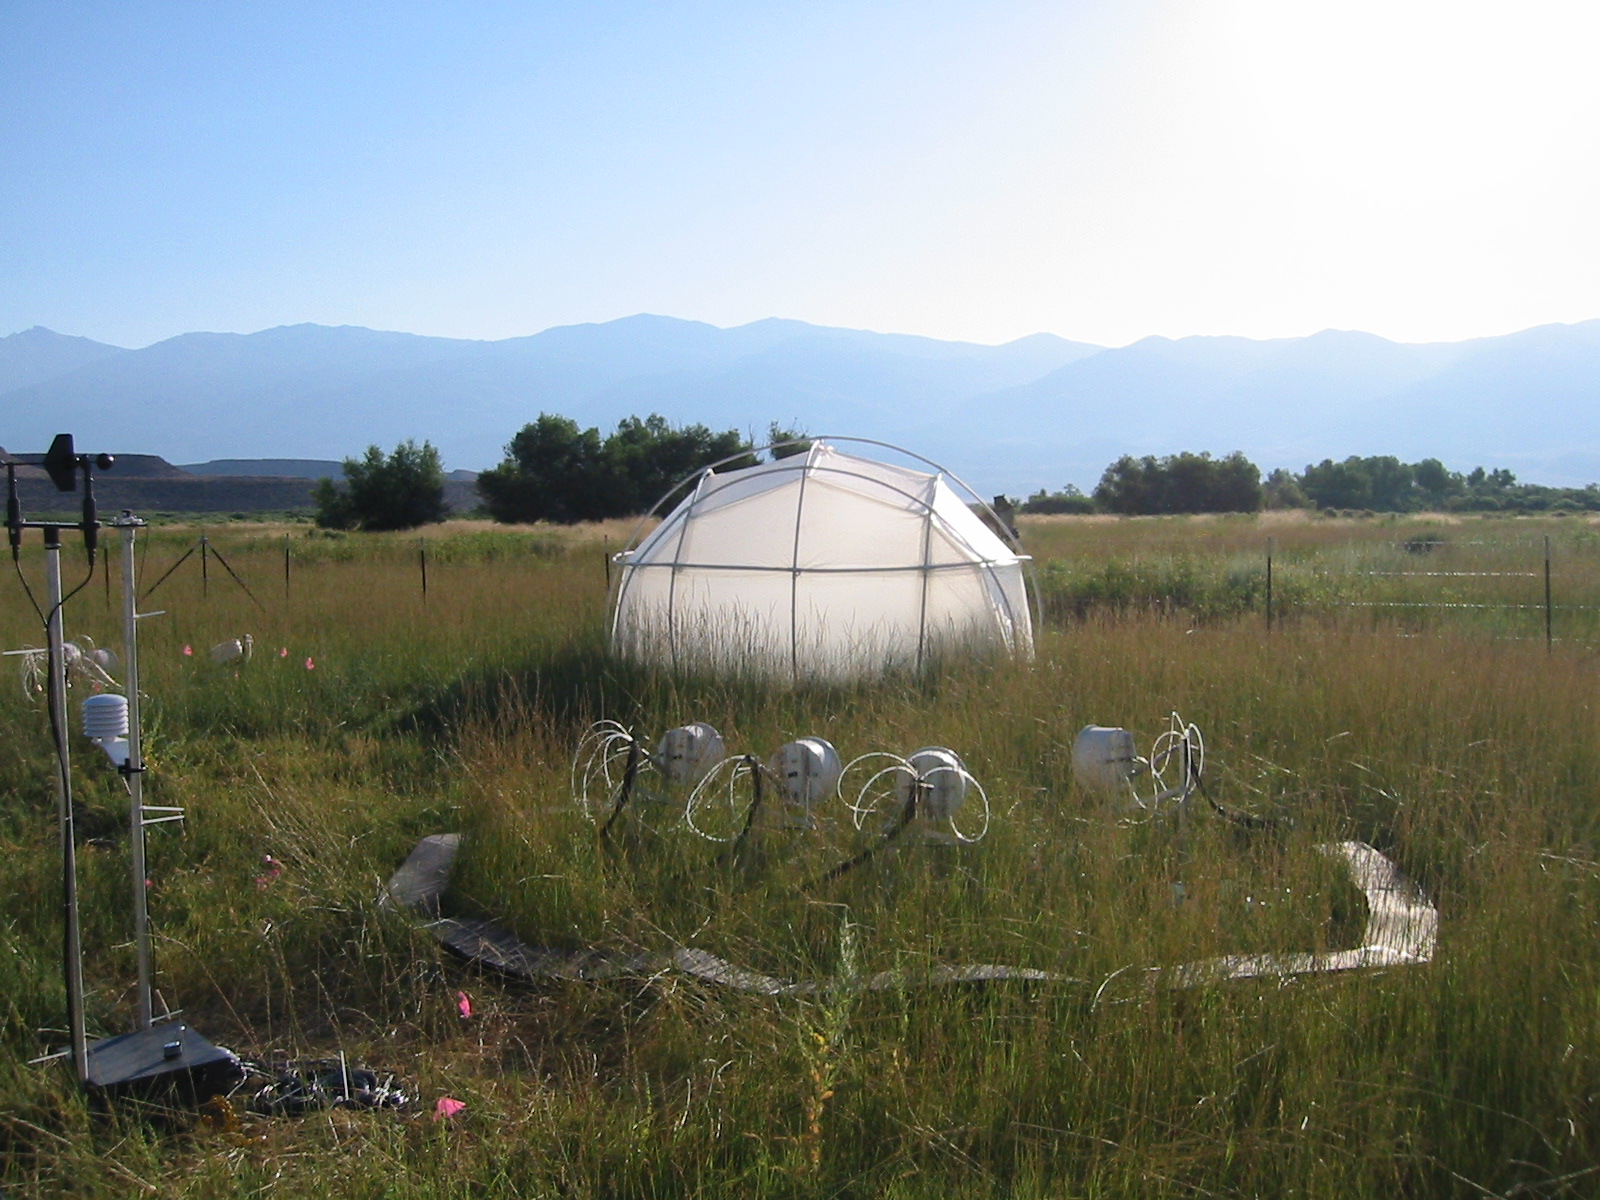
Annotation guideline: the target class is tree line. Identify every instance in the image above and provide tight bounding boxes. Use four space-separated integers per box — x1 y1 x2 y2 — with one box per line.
1019 452 1600 517
313 424 1600 531
313 415 807 530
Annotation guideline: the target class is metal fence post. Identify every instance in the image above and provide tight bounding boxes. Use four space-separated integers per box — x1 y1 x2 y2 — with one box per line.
1545 535 1553 652
1266 537 1274 633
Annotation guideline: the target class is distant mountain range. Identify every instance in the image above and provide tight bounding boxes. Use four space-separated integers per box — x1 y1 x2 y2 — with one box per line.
2 315 1596 495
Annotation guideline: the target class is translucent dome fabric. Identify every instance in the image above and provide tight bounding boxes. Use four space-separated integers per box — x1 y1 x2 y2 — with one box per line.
610 443 1034 680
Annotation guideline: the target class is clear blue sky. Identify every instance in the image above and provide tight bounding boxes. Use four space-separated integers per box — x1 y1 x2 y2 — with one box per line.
4 1 1598 349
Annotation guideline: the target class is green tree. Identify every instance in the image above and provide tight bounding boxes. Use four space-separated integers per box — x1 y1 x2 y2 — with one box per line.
1300 458 1372 509
1209 451 1265 511
605 414 754 513
1298 455 1444 512
478 412 754 524
1295 456 1600 514
1263 467 1310 509
313 440 447 531
1094 455 1160 514
1363 456 1416 511
477 414 612 524
766 422 812 460
1413 457 1461 505
1020 484 1096 515
1094 451 1263 514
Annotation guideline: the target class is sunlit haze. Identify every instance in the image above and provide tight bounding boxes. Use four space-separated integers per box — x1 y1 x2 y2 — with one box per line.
4 1 1597 349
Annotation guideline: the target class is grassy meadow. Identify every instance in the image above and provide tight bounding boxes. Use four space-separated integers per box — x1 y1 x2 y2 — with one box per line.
3 512 1600 1197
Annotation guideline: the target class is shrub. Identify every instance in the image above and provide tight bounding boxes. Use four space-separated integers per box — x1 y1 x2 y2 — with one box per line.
314 440 447 532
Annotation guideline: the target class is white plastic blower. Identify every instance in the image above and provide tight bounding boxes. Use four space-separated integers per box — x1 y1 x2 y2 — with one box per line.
767 737 843 828
896 747 969 822
1071 715 1204 812
655 722 726 786
1071 725 1140 795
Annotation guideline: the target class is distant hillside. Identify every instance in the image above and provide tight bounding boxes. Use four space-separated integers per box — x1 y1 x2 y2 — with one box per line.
11 474 320 516
5 447 479 517
182 458 344 479
180 459 478 484
5 313 1599 494
102 453 190 478
10 472 480 517
0 445 46 480
0 446 185 481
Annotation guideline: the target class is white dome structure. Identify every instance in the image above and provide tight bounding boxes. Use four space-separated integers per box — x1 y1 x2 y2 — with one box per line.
610 441 1034 681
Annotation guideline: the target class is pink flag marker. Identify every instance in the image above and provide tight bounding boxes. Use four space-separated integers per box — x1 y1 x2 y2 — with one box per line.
254 854 283 889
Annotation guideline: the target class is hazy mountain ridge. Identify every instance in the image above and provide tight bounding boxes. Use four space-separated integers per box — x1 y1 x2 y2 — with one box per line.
2 315 1596 494
955 322 1600 491
0 326 129 394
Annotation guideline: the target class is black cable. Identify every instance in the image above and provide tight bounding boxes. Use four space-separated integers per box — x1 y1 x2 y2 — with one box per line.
49 555 98 626
11 552 46 623
43 605 84 1075
599 739 643 842
139 542 198 603
806 787 920 889
205 543 266 611
1195 771 1290 832
716 757 771 872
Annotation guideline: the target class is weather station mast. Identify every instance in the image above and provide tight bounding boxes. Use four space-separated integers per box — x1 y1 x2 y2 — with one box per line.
6 434 240 1099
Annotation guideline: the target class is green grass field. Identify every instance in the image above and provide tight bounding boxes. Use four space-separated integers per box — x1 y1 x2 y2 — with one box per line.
3 513 1599 1197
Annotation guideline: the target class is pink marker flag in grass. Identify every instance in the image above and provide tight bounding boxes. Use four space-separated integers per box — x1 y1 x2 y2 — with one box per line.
182 645 193 657
254 854 283 890
456 991 473 1020
433 1096 466 1121
305 657 316 670
279 647 289 658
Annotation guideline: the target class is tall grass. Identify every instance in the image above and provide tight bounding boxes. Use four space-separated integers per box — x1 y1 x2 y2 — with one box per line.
1030 511 1600 641
2 516 1598 1196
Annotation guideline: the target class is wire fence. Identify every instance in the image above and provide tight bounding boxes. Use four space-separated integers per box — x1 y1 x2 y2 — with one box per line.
18 522 1600 653
1026 523 1600 645
1262 533 1600 648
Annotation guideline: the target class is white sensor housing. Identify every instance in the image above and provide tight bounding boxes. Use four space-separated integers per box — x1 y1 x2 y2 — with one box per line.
897 746 967 820
656 722 725 786
82 692 129 738
1072 725 1139 795
81 693 131 769
768 737 842 824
